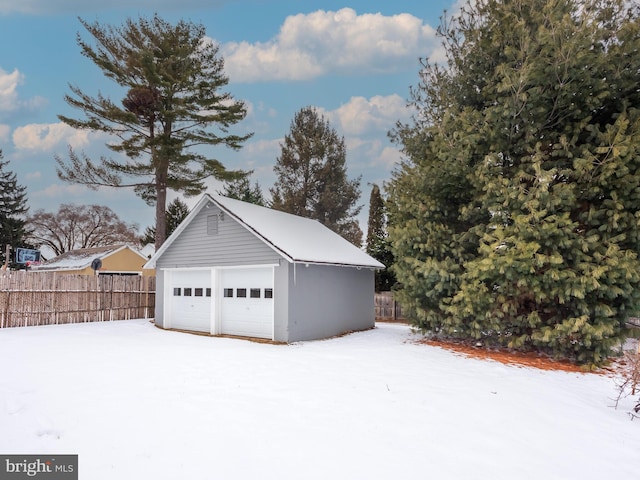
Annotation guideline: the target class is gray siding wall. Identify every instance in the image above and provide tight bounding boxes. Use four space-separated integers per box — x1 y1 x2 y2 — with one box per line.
155 269 166 328
155 204 282 269
285 263 375 342
273 261 290 342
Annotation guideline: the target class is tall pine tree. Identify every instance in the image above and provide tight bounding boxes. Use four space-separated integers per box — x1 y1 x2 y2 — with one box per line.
388 0 640 364
0 150 29 267
366 184 395 291
56 15 251 249
270 107 363 246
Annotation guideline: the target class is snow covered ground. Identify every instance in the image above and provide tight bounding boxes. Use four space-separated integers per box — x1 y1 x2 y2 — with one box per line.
0 320 638 480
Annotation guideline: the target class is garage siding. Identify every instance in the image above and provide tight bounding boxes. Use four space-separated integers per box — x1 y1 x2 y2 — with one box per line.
284 264 375 342
155 204 282 269
272 263 290 342
154 268 167 328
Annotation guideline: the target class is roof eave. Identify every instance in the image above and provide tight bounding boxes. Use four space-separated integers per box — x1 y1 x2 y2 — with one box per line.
290 259 385 270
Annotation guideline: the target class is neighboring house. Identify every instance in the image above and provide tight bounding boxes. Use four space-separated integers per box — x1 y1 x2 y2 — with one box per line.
34 244 154 276
140 243 155 259
145 193 384 342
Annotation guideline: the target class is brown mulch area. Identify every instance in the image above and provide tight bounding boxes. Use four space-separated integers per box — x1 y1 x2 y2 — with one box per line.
417 338 604 374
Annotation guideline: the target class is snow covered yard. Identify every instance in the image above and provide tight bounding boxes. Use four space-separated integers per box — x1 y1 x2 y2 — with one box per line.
0 320 638 480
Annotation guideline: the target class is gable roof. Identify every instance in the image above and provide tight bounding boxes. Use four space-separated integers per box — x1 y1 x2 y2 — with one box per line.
146 193 384 269
34 244 146 271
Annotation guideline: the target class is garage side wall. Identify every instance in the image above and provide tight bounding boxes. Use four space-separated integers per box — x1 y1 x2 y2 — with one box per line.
273 261 290 342
155 269 167 328
286 264 375 342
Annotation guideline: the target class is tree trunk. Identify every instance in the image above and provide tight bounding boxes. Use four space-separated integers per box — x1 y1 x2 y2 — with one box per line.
155 167 168 251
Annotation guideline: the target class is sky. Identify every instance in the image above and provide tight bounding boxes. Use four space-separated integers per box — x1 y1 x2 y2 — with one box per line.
0 0 460 238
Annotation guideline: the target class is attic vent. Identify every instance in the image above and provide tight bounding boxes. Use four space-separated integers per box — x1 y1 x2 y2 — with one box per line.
207 214 219 236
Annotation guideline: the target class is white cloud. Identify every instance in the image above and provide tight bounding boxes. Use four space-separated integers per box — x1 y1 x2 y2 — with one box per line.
321 94 412 137
12 123 90 152
233 138 282 179
222 8 437 82
342 137 401 169
25 171 42 180
375 145 404 168
0 68 47 120
318 97 408 176
242 138 282 158
0 68 22 112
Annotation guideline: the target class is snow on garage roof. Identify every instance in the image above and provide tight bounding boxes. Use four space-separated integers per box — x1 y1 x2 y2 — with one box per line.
147 193 384 269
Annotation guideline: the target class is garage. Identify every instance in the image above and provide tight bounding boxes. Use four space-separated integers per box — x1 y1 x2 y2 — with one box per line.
220 267 273 339
169 269 212 332
148 194 383 342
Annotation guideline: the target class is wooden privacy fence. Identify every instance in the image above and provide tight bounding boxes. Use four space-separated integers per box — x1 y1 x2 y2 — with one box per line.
375 292 406 322
0 271 155 328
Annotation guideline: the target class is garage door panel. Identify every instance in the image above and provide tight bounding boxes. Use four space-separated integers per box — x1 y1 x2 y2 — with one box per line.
167 267 273 338
170 270 212 332
221 268 273 339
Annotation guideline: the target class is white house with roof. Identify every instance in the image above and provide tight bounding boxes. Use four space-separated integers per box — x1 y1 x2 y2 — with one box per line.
145 193 384 342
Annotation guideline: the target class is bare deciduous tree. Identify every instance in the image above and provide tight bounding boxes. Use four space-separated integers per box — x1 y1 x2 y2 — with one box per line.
614 347 640 420
28 204 139 256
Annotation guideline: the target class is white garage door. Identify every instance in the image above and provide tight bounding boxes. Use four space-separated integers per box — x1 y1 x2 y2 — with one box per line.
170 270 212 332
221 267 273 339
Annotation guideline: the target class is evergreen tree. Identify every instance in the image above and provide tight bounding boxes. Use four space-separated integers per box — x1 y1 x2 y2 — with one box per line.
0 150 29 267
141 198 190 245
219 172 265 206
388 0 640 364
271 106 363 246
56 15 252 250
366 184 395 291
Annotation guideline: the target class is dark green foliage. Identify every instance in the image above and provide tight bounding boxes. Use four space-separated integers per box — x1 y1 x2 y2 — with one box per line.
0 150 29 268
366 184 396 291
219 172 265 206
56 14 252 249
270 106 363 246
141 198 190 245
388 0 640 365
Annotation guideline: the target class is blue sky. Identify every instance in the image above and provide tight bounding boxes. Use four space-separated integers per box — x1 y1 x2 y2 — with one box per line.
0 0 459 236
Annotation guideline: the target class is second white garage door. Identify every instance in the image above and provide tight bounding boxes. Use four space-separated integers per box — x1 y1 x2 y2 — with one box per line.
220 267 273 339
